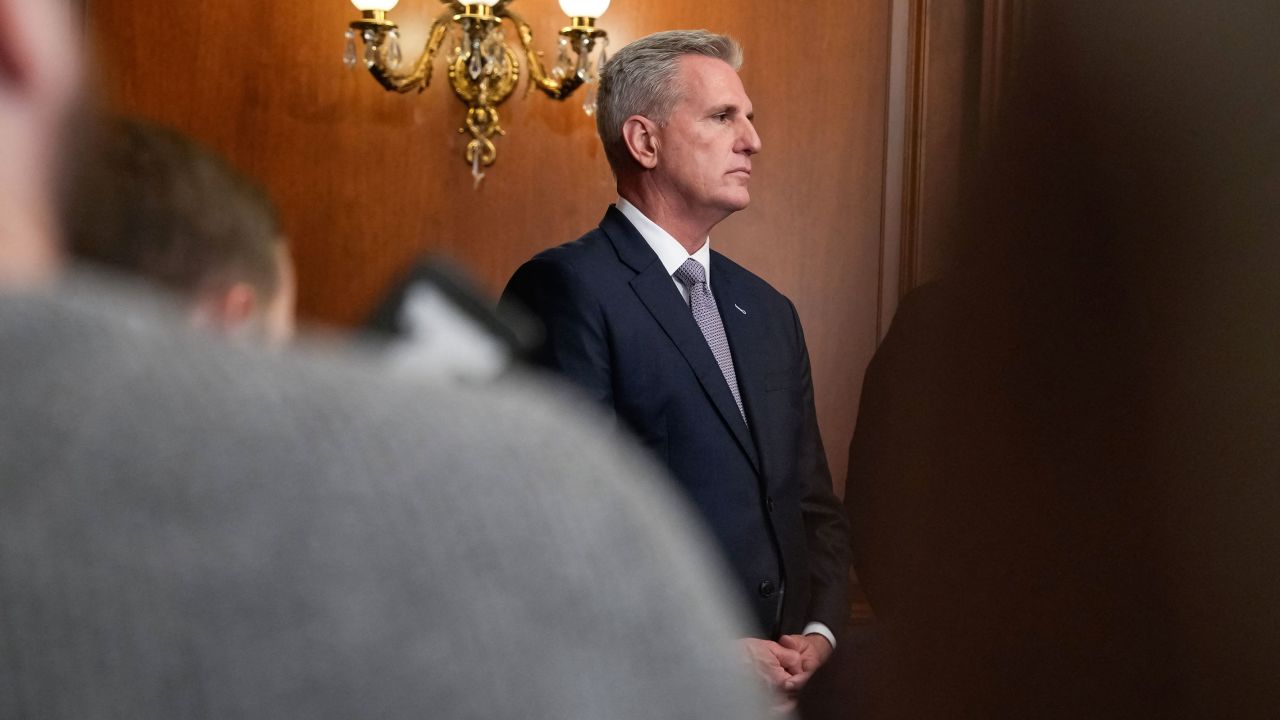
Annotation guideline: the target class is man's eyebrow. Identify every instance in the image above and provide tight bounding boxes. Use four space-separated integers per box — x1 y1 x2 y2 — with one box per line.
706 104 754 121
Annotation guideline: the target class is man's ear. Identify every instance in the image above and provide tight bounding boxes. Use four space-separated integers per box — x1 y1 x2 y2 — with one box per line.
191 282 259 335
621 115 660 170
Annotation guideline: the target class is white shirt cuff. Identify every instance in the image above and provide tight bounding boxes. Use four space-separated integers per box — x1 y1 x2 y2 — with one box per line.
802 621 836 650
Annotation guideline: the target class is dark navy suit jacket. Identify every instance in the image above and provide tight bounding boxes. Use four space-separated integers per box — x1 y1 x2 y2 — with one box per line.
501 206 850 637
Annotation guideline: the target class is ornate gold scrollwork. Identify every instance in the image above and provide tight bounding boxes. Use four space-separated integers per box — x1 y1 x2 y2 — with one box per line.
347 0 607 182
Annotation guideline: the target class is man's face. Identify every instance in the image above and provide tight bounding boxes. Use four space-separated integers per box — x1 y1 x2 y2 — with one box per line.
652 55 762 224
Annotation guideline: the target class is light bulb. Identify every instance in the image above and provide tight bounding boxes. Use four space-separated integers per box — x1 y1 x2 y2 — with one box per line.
350 0 398 10
472 0 501 6
559 0 610 19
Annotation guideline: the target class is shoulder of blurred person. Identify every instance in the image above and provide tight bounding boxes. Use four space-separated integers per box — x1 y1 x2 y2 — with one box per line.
0 270 771 719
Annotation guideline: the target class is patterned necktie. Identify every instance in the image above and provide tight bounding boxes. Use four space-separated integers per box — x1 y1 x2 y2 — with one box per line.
674 258 746 422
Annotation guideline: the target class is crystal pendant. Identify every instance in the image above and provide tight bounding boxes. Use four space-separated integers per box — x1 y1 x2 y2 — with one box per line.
468 51 483 80
599 36 610 71
385 30 402 69
480 30 504 75
487 30 505 61
471 150 485 188
343 29 358 70
362 30 377 67
553 36 572 79
582 83 598 117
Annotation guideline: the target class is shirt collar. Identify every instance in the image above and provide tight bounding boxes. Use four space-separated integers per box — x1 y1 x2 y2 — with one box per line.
616 198 712 285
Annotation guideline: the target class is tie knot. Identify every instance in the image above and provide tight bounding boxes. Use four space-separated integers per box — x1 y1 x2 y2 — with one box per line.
674 258 706 288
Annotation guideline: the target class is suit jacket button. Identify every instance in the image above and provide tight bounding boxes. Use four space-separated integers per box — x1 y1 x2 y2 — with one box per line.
758 580 777 598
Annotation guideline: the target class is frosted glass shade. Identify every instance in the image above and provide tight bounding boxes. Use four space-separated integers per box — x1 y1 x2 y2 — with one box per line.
472 0 501 6
350 0 398 10
559 0 610 18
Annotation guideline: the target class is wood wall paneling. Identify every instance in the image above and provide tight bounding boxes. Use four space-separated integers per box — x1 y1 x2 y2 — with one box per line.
980 0 1029 149
876 0 912 340
894 0 985 296
85 0 892 494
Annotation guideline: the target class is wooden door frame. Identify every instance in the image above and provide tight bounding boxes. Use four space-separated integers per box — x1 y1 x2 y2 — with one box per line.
877 0 1025 342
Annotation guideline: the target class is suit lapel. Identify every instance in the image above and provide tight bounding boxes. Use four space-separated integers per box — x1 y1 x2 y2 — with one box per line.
600 208 762 474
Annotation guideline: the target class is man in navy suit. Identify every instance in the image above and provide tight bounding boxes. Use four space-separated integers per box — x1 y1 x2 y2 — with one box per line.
502 30 851 704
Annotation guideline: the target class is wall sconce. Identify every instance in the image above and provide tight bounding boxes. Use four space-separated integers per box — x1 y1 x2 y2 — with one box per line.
345 0 611 185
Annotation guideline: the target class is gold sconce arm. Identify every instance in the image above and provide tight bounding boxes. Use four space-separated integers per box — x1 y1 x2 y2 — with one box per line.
343 0 610 184
505 10 586 100
354 7 455 94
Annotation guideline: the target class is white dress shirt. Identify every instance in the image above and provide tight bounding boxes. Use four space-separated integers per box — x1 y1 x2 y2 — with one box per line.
616 197 712 306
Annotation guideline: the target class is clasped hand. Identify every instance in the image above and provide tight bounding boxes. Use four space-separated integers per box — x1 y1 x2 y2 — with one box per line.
739 634 832 713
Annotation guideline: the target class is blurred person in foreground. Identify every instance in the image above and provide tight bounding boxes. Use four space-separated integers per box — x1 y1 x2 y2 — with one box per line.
0 2 772 718
845 0 1279 717
66 116 295 346
502 30 851 708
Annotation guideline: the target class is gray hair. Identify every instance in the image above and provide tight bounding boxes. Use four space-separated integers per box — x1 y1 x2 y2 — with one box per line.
595 30 743 174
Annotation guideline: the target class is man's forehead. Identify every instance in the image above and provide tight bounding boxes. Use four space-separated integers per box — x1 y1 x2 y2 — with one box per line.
673 55 751 107
675 54 742 83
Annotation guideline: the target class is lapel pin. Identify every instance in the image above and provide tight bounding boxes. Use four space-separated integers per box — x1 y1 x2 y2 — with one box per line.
734 303 747 315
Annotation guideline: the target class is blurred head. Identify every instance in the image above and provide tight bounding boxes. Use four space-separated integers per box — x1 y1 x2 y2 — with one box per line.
597 30 760 226
67 118 296 346
0 0 83 288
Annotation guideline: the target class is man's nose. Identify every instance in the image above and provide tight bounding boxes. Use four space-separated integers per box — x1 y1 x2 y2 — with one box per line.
739 118 762 155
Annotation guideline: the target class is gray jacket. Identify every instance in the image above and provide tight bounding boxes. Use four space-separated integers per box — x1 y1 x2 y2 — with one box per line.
0 275 769 719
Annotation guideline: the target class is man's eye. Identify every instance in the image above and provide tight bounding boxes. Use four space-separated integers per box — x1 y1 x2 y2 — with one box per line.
714 113 730 122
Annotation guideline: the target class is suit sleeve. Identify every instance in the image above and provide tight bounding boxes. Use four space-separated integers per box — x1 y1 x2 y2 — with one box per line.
788 299 853 634
500 255 615 411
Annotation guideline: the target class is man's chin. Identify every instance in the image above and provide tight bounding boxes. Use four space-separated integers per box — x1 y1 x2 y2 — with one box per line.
720 192 752 213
